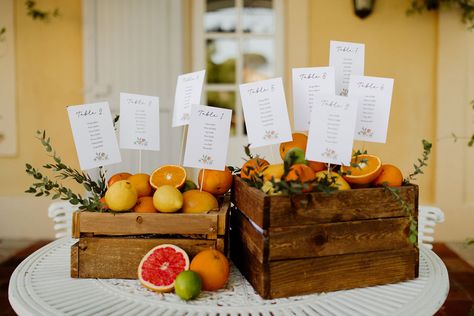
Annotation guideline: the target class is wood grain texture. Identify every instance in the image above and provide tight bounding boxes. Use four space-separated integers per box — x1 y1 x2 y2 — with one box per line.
268 217 412 260
233 176 418 228
232 176 268 228
72 237 222 279
268 247 419 299
230 208 267 263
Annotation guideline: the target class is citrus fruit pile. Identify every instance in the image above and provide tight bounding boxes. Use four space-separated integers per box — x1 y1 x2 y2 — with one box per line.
138 245 230 301
241 132 404 194
101 165 233 213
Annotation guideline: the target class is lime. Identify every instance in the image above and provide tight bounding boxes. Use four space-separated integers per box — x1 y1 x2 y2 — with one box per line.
284 147 306 166
181 179 198 192
153 185 183 213
174 270 202 300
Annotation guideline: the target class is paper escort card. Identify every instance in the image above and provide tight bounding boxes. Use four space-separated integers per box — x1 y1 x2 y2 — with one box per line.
172 70 206 127
239 78 292 148
292 67 336 131
329 40 365 96
306 95 358 166
349 75 394 143
183 105 232 171
119 93 160 151
67 102 121 170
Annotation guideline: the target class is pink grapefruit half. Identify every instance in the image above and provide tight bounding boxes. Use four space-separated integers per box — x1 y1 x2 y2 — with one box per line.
138 244 190 292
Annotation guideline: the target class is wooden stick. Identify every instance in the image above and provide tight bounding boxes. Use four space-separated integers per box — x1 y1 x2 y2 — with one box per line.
199 169 205 192
138 150 142 174
178 125 188 165
271 144 277 163
327 163 331 175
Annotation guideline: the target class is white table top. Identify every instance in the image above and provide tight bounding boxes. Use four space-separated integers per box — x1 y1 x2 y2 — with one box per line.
9 238 449 316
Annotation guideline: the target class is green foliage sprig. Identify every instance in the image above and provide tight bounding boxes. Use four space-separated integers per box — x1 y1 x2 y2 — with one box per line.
25 130 107 211
403 139 432 184
451 100 474 147
383 184 418 245
407 0 474 29
25 0 60 21
0 27 5 42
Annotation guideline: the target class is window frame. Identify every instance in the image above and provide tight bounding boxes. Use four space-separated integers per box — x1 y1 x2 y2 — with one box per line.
193 0 285 138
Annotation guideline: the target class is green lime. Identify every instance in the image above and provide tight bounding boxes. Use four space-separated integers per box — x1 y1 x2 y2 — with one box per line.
174 270 202 301
284 147 306 166
181 179 198 192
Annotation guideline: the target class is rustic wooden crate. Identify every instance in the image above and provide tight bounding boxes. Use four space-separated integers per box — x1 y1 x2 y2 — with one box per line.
71 196 229 279
231 176 419 299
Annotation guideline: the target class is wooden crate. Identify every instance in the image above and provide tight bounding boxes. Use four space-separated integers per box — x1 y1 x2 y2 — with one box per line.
231 176 419 299
71 196 229 279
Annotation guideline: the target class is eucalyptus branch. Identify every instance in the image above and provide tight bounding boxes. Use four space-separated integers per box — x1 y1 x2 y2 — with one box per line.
403 139 432 184
35 130 107 195
383 184 418 246
450 100 474 147
25 0 60 21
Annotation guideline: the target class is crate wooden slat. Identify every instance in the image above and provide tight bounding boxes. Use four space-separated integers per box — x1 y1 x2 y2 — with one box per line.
71 196 230 279
71 237 224 279
233 176 418 228
231 177 419 299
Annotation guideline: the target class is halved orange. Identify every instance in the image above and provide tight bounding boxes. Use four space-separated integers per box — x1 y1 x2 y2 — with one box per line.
341 154 382 185
150 165 187 189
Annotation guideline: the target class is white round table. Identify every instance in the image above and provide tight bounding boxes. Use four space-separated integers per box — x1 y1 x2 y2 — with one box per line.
9 238 449 316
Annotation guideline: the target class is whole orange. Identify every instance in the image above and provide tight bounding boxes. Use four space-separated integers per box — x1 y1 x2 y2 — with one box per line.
372 164 403 187
279 133 308 160
107 172 132 187
182 190 219 213
198 167 233 195
241 158 269 180
307 160 326 173
128 173 153 197
285 164 316 192
133 196 157 213
190 248 230 291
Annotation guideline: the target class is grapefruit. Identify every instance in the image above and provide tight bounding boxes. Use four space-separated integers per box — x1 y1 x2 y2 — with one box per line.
138 244 190 293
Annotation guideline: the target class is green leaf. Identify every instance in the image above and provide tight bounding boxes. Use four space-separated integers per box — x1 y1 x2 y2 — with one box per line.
408 234 417 245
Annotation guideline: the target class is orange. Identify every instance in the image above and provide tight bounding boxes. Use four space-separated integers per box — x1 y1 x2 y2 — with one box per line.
341 154 382 185
372 164 403 187
285 164 316 192
190 248 230 291
198 167 233 195
279 133 307 160
150 165 187 189
133 196 157 213
128 173 153 197
241 157 269 180
307 160 326 173
107 172 132 187
99 196 108 210
182 190 219 213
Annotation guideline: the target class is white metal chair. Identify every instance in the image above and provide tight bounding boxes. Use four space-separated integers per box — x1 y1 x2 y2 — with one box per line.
47 201 75 239
418 205 445 249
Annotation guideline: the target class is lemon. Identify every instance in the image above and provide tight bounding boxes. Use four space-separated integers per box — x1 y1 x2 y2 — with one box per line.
315 171 351 191
261 164 284 182
153 185 183 213
105 180 138 211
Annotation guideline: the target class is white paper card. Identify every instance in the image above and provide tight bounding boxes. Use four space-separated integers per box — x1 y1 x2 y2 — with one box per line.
329 40 365 96
306 95 358 166
67 102 122 170
183 105 232 171
119 93 160 151
292 67 336 131
349 75 394 143
172 70 206 127
239 78 292 148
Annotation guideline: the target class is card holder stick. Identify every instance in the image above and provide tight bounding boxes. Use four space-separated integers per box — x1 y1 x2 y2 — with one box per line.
178 125 188 166
138 150 142 174
199 169 205 192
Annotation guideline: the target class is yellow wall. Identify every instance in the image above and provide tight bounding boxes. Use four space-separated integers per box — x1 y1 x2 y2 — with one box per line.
0 0 83 196
307 0 437 203
0 0 83 238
